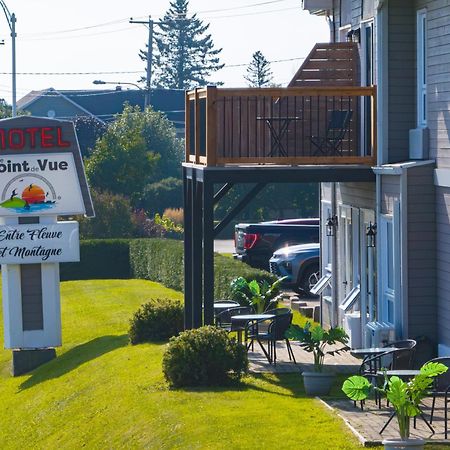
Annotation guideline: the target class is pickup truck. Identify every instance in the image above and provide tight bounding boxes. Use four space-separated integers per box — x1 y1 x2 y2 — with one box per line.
234 218 319 270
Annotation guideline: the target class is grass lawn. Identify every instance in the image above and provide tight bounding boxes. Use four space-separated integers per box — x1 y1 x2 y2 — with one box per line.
0 279 374 449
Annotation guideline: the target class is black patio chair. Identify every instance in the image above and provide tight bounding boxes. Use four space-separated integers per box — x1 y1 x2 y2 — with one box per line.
215 306 254 333
427 357 450 438
246 310 295 365
356 346 416 410
310 110 353 156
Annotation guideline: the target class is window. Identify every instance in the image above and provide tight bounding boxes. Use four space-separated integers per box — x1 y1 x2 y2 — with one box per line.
417 9 427 127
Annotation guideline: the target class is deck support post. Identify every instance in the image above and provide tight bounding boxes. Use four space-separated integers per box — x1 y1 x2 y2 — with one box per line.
203 177 215 325
192 173 203 328
183 167 193 329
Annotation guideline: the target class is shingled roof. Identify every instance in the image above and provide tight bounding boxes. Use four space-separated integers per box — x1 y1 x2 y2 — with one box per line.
17 87 185 128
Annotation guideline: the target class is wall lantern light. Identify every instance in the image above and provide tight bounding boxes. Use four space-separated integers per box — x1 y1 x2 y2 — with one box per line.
366 222 377 248
346 28 361 44
326 215 338 237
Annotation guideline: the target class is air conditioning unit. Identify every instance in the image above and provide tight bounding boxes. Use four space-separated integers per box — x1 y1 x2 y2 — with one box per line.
365 321 395 347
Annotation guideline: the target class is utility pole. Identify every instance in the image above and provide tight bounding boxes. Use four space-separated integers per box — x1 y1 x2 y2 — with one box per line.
130 16 157 109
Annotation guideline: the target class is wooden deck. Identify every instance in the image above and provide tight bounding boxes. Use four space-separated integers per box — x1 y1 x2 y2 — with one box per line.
186 86 377 167
186 43 376 168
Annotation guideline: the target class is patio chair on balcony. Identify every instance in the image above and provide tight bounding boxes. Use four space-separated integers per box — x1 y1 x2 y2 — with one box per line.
310 110 353 156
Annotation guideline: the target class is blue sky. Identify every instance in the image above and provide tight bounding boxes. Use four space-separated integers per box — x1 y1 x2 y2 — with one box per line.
1 0 328 102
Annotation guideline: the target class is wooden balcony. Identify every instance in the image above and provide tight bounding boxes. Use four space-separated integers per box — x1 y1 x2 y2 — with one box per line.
185 85 377 167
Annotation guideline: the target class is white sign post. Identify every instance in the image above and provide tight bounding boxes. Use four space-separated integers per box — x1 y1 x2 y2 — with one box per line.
0 116 94 375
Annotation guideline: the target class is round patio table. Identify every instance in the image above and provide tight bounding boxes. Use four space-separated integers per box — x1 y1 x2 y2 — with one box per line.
350 347 396 358
230 313 275 345
213 302 239 312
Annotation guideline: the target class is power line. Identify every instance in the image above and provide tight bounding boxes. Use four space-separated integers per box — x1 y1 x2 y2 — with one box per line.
22 18 128 37
18 2 299 41
0 70 143 75
0 56 304 76
181 0 291 15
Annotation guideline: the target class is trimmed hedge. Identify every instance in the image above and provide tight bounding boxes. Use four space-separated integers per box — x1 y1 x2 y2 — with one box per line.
60 239 131 281
129 238 276 298
61 238 276 298
129 239 183 291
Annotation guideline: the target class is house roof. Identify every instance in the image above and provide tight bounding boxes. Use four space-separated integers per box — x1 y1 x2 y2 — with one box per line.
17 87 185 127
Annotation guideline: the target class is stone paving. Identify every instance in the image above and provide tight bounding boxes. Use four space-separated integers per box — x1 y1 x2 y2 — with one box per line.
247 341 450 446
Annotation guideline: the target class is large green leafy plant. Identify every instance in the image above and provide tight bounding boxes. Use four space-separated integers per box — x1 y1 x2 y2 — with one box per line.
286 322 349 372
230 276 286 313
342 362 448 440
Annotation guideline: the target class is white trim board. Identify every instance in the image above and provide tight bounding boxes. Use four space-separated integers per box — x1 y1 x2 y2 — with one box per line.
434 169 450 187
373 159 434 175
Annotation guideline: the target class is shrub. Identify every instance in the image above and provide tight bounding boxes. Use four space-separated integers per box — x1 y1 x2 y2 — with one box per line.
162 326 248 387
78 189 136 239
130 239 184 291
163 208 184 226
60 239 130 280
129 298 184 344
139 177 183 216
129 239 276 297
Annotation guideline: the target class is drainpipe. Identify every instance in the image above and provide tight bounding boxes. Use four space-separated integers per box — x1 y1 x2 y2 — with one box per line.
331 182 339 328
375 0 388 324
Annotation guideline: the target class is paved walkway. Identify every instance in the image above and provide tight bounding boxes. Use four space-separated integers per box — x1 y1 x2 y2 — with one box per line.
326 397 449 446
247 342 450 446
248 340 359 374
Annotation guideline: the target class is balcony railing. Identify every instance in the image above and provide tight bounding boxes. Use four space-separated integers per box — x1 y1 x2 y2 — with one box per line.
185 85 377 166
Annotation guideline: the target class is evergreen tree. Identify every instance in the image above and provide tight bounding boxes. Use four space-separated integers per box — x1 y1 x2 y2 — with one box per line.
244 51 273 87
140 0 224 89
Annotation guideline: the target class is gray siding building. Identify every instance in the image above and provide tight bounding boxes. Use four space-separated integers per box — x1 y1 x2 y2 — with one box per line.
304 0 450 355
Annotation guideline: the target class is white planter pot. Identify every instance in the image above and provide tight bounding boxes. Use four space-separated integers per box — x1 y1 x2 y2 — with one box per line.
302 371 335 396
382 438 425 450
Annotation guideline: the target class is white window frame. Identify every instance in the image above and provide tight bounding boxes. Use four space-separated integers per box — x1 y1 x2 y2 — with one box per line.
417 8 427 128
379 215 395 326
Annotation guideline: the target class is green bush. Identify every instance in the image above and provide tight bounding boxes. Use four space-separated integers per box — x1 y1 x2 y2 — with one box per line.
129 238 276 297
129 298 184 344
60 239 130 281
78 189 136 239
139 177 183 216
130 239 184 291
162 326 248 387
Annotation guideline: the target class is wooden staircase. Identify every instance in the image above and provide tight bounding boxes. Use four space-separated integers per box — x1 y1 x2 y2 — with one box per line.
289 42 360 87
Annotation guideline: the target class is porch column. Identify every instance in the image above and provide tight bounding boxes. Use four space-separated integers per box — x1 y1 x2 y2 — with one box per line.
203 178 215 325
192 174 203 328
183 167 193 329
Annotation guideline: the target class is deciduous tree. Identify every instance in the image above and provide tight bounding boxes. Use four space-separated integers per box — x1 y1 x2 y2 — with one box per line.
86 104 182 199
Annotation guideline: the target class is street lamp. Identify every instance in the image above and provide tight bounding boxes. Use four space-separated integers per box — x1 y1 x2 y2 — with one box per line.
0 1 16 116
92 80 149 108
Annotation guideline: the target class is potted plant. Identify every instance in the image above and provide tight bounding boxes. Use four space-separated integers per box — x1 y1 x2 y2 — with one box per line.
286 322 349 395
230 276 286 314
342 361 448 450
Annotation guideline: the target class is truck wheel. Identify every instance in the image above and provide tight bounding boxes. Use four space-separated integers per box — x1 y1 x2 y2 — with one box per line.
297 265 320 297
